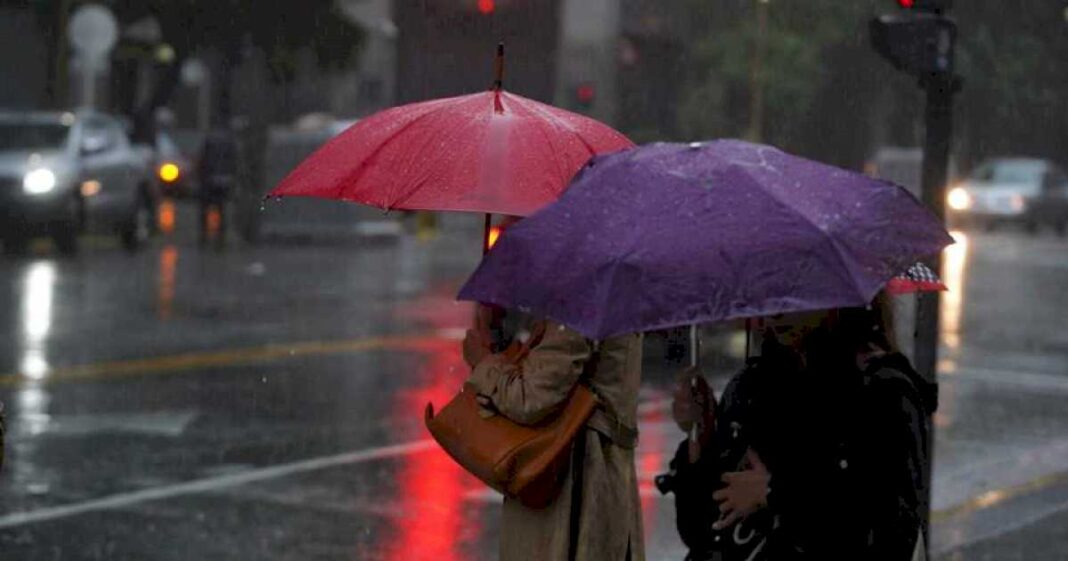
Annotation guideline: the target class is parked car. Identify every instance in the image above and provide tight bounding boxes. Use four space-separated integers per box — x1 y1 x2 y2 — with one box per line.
947 158 1068 234
0 111 158 254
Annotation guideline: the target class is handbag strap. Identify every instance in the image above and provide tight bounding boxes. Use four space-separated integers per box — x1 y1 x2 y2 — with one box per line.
568 421 588 561
581 341 640 449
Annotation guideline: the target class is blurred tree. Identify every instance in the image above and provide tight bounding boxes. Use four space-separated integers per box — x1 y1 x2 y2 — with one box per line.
678 0 884 166
954 1 1068 168
678 0 1068 171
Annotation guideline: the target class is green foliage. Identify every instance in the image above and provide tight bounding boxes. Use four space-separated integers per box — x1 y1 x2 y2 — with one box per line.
678 1 876 148
954 2 1068 164
679 0 1068 167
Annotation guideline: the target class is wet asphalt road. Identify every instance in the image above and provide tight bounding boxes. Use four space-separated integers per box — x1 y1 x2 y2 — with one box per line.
0 205 1067 560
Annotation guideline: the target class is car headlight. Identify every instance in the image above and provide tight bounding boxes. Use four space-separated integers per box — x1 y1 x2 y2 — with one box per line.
23 168 57 195
947 187 972 211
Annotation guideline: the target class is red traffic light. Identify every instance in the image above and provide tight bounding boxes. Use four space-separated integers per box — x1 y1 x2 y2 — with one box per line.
895 0 952 11
478 0 495 14
576 84 596 105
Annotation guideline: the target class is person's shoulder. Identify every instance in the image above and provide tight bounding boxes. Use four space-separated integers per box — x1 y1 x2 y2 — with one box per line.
533 320 594 353
862 353 937 413
863 353 917 387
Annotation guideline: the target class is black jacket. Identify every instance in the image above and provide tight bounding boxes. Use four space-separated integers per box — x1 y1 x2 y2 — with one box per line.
197 131 240 198
667 348 935 561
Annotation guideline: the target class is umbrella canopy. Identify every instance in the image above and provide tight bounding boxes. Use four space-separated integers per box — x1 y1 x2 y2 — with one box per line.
458 140 954 340
269 89 634 217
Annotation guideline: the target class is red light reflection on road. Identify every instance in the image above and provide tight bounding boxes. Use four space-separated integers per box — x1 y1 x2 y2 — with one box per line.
157 245 178 320
638 405 667 541
385 288 482 561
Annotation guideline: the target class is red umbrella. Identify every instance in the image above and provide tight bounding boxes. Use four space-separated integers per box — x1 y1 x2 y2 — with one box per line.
269 49 633 218
885 262 948 295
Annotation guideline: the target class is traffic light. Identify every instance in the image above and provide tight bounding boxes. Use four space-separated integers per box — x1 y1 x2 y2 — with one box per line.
478 0 495 15
871 12 956 77
896 0 952 12
574 83 596 110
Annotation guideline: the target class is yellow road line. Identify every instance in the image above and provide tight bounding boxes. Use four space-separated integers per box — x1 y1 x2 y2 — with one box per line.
5 335 1068 527
931 469 1068 523
0 334 440 388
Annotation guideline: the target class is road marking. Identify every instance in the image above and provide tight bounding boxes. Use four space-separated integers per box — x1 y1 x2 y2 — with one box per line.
1 422 1066 533
0 439 437 529
947 365 1068 394
931 468 1068 524
12 410 199 438
0 397 675 528
933 495 1068 556
0 333 453 388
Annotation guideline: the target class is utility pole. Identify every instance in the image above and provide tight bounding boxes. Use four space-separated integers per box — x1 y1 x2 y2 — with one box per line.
871 1 960 555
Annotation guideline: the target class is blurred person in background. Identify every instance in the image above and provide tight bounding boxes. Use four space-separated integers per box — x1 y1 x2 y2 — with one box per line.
197 128 240 247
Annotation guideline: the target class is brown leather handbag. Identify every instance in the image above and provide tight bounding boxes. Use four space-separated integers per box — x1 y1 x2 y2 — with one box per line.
424 381 598 509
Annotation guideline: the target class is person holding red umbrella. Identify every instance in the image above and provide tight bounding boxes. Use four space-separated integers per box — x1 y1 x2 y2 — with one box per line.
270 45 639 561
463 309 646 561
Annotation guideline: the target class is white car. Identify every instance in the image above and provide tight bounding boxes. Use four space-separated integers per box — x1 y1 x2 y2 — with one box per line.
0 111 158 254
947 158 1068 234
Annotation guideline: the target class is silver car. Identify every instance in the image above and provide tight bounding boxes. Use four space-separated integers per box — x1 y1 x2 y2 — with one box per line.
0 111 157 254
947 158 1068 234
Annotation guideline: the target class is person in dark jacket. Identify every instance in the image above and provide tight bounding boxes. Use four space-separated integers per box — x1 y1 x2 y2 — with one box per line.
197 129 240 246
664 294 935 560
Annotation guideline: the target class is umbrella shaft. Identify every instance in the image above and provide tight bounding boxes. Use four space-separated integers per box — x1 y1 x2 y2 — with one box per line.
482 214 492 255
689 324 700 368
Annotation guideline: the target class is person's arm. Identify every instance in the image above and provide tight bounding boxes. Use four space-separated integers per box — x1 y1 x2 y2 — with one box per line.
712 449 770 530
466 322 592 426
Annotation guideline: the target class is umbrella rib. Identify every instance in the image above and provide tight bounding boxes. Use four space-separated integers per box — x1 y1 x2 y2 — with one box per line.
334 97 474 206
518 99 600 158
525 112 573 199
729 167 871 304
389 102 490 211
592 222 645 340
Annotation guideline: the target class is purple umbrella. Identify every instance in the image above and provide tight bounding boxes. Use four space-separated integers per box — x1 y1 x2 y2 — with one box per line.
458 140 954 340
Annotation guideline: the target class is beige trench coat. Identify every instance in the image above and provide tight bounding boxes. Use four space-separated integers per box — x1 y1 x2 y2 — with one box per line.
467 321 645 561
